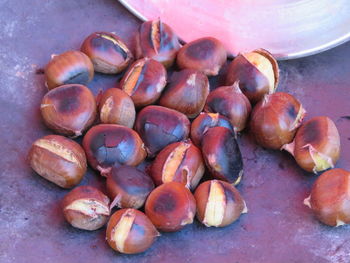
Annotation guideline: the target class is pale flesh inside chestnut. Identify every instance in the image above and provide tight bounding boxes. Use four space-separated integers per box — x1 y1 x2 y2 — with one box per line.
203 180 226 227
111 210 135 253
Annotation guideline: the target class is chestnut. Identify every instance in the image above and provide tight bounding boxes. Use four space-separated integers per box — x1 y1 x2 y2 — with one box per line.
190 112 233 147
28 135 86 188
135 105 190 157
159 69 209 118
119 58 167 108
201 127 243 185
150 140 205 190
45 50 94 90
106 166 154 209
98 88 135 128
176 37 227 76
250 92 305 150
283 116 340 173
106 208 159 254
135 19 181 68
40 84 96 137
82 124 147 176
62 186 110 230
194 180 247 227
81 32 133 74
145 182 196 232
204 83 252 132
226 49 279 104
304 169 350 227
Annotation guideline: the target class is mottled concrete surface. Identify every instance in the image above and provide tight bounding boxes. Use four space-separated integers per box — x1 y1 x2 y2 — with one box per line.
0 0 350 262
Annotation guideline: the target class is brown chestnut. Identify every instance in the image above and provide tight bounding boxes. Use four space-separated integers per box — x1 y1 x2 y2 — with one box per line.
41 84 96 137
135 105 190 157
150 140 205 190
28 135 86 188
176 37 227 76
145 182 196 232
82 124 147 176
45 50 94 90
98 88 135 128
250 92 305 150
62 186 110 230
304 169 350 227
81 32 133 74
106 208 159 254
135 19 181 68
204 83 252 132
283 116 340 173
226 49 279 104
119 58 167 108
106 166 154 209
190 112 233 147
194 180 247 227
202 127 243 185
159 69 209 118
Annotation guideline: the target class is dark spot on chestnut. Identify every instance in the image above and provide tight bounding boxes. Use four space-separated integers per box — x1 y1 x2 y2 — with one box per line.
131 222 146 236
301 119 322 145
220 181 236 203
185 39 215 60
52 86 82 113
64 69 90 85
286 103 297 119
153 192 177 213
91 36 127 59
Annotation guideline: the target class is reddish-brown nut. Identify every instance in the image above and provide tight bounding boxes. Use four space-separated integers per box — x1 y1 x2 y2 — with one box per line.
304 169 350 227
194 180 247 227
283 116 340 173
119 58 167 108
28 135 86 188
176 37 227 76
202 127 243 185
191 112 233 147
135 105 190 157
150 140 205 190
98 88 135 128
106 166 154 209
159 69 209 118
204 83 252 132
145 182 196 232
45 50 94 90
106 208 159 254
41 84 96 137
226 49 279 104
82 124 147 176
81 32 133 74
135 19 181 68
250 92 305 150
62 186 110 230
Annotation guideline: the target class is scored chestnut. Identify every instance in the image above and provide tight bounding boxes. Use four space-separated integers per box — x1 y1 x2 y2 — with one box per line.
176 37 227 76
226 49 279 104
106 208 159 254
82 124 147 176
40 84 96 137
190 112 233 147
135 19 181 68
283 116 340 173
250 92 305 150
106 166 154 209
135 105 190 157
45 50 94 90
304 169 350 227
145 182 196 232
119 58 167 108
62 186 110 231
201 127 243 185
150 140 205 190
81 32 133 74
98 88 135 128
159 69 209 118
28 135 87 188
204 83 251 132
194 180 247 227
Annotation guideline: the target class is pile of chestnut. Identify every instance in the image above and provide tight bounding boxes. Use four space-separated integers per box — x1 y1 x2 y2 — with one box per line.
28 19 348 254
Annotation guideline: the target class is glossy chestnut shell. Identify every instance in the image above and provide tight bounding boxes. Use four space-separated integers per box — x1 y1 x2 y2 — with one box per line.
45 50 94 90
159 69 209 118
